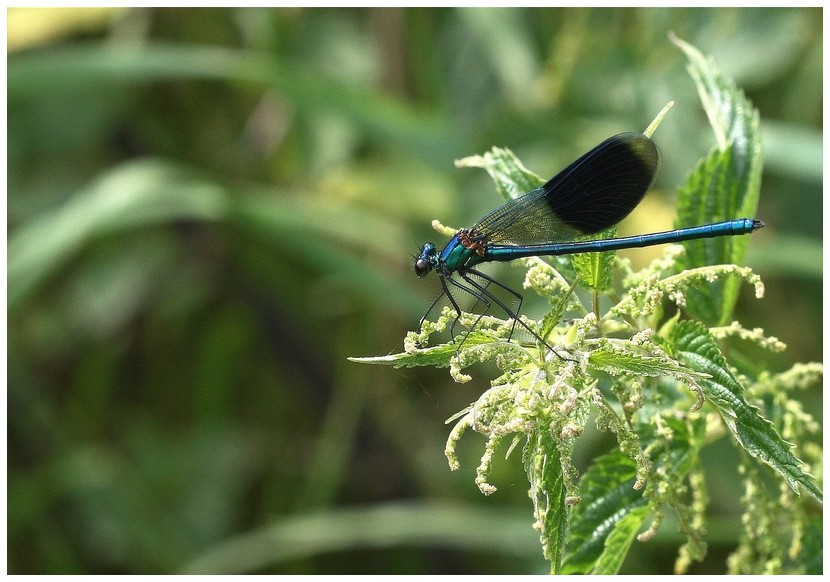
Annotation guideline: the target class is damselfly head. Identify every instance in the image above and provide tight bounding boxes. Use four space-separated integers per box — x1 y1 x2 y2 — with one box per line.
414 242 437 277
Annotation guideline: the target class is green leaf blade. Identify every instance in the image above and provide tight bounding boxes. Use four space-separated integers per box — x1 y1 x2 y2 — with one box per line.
591 505 652 575
670 320 821 501
561 452 647 574
523 428 568 573
570 229 616 292
671 34 763 324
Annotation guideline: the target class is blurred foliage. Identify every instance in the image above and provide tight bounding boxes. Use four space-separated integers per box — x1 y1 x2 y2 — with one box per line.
7 7 822 575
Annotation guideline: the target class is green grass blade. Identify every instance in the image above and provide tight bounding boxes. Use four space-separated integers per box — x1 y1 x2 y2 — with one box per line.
8 43 461 163
8 159 227 311
181 500 542 574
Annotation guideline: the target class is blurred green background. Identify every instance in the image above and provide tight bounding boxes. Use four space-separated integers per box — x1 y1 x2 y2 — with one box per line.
7 7 822 575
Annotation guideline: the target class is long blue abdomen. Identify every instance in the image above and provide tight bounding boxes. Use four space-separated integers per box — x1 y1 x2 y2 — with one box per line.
484 219 763 261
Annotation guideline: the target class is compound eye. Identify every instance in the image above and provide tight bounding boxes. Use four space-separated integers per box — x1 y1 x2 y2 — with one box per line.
414 257 431 278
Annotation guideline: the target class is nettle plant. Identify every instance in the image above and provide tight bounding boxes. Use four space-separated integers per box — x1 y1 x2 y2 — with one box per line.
352 37 822 574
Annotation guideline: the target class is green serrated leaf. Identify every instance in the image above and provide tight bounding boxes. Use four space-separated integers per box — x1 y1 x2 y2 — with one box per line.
670 320 821 501
570 229 616 291
588 339 707 380
523 428 568 573
561 452 647 574
592 505 652 574
348 329 514 370
347 345 457 369
671 34 763 325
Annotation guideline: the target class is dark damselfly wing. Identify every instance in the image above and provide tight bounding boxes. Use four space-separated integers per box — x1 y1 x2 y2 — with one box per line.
471 133 660 246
